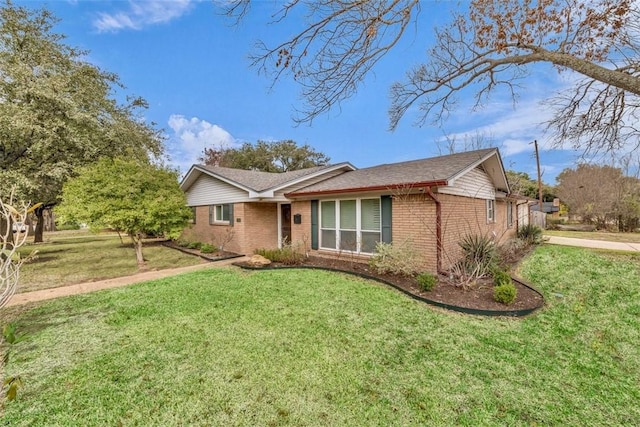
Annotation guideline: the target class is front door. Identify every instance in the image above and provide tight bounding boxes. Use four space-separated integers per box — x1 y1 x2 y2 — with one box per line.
280 204 292 246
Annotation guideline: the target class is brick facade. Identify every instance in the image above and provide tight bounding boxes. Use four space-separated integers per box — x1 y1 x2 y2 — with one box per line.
181 202 278 254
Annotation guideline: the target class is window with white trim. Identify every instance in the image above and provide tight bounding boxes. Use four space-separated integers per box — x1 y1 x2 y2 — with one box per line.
320 198 381 253
209 204 230 224
486 199 495 223
507 201 513 227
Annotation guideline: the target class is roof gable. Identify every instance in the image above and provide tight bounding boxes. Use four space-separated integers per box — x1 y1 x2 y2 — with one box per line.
288 148 509 197
180 162 356 199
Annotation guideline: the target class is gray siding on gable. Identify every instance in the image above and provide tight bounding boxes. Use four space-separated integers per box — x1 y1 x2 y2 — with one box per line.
439 167 495 200
186 175 249 206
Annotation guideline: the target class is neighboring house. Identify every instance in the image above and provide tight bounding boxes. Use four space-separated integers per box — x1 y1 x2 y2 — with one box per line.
180 148 520 273
530 198 561 217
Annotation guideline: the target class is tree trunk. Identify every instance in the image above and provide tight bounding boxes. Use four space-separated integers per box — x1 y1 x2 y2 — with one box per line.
130 233 146 268
34 207 45 243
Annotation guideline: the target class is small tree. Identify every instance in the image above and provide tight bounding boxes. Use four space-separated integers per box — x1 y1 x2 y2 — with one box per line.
56 159 192 267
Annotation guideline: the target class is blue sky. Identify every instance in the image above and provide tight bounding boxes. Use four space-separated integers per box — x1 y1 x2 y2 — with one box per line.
24 0 585 184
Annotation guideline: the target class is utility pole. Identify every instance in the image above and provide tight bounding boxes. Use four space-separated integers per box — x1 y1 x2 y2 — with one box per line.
533 140 543 214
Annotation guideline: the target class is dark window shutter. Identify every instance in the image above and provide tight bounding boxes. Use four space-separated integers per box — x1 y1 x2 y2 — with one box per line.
311 200 319 250
228 203 234 226
209 206 214 225
381 195 392 243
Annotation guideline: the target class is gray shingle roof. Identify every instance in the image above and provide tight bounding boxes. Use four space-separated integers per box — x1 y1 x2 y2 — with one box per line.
290 148 499 195
198 164 340 192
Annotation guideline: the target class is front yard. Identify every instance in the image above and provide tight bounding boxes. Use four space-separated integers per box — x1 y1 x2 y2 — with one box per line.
17 233 205 293
1 245 639 425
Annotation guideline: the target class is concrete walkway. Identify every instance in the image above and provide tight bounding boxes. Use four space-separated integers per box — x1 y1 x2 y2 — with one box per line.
7 256 249 308
545 236 640 252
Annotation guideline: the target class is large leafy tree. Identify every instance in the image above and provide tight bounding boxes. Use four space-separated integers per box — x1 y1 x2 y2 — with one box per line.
556 164 640 230
56 159 192 267
200 140 330 172
0 2 163 242
222 0 639 155
506 170 556 201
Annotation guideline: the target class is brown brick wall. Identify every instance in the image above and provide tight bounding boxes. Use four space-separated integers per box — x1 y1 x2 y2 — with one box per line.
391 194 438 272
388 193 516 273
241 203 278 254
181 202 278 255
290 200 312 254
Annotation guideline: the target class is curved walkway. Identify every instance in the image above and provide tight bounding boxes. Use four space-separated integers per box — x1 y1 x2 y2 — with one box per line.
545 236 640 252
6 256 249 308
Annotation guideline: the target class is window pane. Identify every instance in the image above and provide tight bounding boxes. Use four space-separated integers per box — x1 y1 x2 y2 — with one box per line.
222 204 230 221
361 199 380 231
321 229 336 249
340 230 357 251
361 231 380 253
321 201 336 228
216 205 223 221
340 200 356 229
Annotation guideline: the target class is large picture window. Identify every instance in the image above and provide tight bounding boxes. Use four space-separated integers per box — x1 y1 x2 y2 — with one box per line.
320 198 381 254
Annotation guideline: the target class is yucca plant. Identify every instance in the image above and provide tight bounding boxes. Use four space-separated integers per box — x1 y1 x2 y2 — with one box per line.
457 233 496 280
517 224 543 245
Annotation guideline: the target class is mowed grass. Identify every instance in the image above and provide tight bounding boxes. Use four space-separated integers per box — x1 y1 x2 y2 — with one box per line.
2 246 640 426
544 229 640 243
17 233 204 293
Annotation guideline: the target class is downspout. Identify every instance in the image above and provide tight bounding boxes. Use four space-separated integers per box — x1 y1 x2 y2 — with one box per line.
424 187 442 274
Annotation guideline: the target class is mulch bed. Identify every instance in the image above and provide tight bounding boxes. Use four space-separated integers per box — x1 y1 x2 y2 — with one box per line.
235 256 544 316
161 241 242 262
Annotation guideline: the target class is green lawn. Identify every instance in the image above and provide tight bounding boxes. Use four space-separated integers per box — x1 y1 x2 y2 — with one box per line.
544 229 640 243
2 246 640 425
17 233 205 293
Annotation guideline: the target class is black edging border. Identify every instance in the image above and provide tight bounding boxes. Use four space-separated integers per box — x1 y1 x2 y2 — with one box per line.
234 263 545 318
161 242 245 262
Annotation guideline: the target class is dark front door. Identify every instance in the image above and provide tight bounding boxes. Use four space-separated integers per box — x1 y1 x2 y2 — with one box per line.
281 204 292 246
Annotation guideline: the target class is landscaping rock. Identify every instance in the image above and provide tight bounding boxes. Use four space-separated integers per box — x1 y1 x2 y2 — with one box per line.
247 254 272 267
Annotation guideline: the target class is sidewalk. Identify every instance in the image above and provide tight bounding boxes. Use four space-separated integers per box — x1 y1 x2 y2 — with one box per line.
7 256 249 308
545 236 640 252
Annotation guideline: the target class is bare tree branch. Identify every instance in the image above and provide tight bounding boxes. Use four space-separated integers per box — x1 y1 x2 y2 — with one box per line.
221 0 640 155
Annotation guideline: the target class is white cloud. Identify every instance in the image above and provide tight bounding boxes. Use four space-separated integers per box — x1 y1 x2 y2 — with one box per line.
93 0 197 33
166 114 239 174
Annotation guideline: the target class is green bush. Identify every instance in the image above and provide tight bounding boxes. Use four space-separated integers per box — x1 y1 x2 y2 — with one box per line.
187 241 202 250
255 246 304 265
494 283 517 305
55 223 81 231
369 241 423 277
200 243 216 254
458 234 496 278
517 224 542 245
416 272 437 291
491 267 512 287
175 239 191 248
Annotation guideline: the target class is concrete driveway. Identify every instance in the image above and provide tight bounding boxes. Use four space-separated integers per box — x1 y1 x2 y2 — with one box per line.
545 236 640 252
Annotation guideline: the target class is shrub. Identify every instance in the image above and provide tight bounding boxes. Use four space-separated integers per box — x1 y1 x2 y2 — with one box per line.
491 267 512 287
517 224 542 245
495 238 528 267
255 245 304 265
416 272 437 291
55 223 81 231
200 243 216 254
369 241 423 277
457 234 496 278
187 241 202 250
494 283 517 305
175 239 191 248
